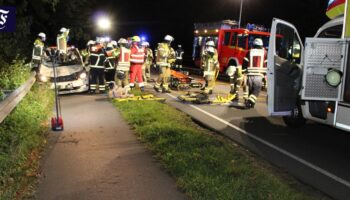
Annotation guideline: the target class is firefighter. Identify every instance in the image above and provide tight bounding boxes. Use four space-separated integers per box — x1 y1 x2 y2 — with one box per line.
81 40 95 65
227 64 244 102
141 41 153 83
129 36 146 91
115 38 131 90
32 32 46 72
154 35 176 93
105 41 118 87
174 44 184 70
201 41 219 95
89 41 106 93
242 38 267 108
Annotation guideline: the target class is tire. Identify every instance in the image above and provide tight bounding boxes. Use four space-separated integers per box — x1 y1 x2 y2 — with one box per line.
282 104 306 128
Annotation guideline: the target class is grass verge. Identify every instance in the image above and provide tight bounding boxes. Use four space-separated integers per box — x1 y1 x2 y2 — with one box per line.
113 99 318 200
0 84 54 200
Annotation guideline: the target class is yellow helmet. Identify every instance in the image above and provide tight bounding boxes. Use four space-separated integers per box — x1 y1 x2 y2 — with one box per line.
131 36 141 42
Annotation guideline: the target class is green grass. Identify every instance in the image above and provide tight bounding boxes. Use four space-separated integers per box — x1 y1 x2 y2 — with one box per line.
0 84 54 200
113 100 318 200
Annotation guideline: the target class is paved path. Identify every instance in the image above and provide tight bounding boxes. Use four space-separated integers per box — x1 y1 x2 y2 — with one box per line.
35 94 185 200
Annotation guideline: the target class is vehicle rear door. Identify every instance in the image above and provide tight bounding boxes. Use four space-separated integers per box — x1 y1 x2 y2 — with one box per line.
267 18 304 116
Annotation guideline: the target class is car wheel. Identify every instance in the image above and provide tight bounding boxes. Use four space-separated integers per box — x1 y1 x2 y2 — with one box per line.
282 104 306 128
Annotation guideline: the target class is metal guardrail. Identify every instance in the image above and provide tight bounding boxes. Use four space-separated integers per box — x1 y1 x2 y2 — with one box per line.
0 72 36 123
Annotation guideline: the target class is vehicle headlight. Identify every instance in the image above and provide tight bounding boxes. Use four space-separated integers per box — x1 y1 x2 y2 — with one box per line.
325 69 343 87
79 72 87 79
39 75 48 82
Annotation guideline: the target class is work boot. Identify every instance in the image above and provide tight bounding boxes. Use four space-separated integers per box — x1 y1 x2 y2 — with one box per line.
154 85 160 92
231 93 239 102
162 88 171 93
140 86 145 92
245 99 255 109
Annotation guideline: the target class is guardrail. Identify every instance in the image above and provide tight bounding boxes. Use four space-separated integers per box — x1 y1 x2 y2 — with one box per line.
0 72 36 123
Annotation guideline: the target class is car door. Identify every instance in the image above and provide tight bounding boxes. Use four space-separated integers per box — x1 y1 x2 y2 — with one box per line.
267 18 304 116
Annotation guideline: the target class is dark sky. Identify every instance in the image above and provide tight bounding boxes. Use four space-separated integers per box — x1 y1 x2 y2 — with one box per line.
92 0 329 54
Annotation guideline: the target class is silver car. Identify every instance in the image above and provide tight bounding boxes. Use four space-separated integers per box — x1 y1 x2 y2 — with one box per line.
37 47 89 94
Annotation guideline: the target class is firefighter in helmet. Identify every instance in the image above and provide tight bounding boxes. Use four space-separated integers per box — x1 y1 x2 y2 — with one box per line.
129 36 146 91
141 41 153 83
88 40 106 93
32 32 46 72
115 38 131 90
154 35 176 93
242 38 267 108
174 44 184 70
105 40 118 87
81 40 95 65
201 40 219 94
227 64 244 102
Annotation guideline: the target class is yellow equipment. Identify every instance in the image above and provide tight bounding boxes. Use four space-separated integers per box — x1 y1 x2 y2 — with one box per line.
114 94 166 102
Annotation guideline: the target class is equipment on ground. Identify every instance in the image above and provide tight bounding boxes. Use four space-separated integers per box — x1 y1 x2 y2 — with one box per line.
113 94 166 102
169 70 203 90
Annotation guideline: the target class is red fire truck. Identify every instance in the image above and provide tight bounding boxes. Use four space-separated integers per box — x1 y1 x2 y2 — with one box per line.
192 20 271 72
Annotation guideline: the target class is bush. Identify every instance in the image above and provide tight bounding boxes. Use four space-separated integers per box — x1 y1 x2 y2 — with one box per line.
0 84 54 199
0 58 30 92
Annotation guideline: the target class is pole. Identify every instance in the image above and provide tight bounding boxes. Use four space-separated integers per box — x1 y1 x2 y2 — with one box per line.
238 0 243 28
344 0 349 38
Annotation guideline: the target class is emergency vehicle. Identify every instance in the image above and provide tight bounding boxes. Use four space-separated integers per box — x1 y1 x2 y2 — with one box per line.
192 20 270 72
267 0 350 132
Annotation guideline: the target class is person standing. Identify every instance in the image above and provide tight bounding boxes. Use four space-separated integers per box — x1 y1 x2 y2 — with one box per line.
201 41 219 95
174 44 184 70
32 32 46 72
242 38 267 108
154 35 176 93
129 36 146 91
141 41 154 83
105 41 118 87
115 38 131 90
89 41 106 93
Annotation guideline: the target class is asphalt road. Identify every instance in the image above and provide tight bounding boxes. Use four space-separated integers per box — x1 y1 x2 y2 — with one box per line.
35 94 185 200
152 75 350 200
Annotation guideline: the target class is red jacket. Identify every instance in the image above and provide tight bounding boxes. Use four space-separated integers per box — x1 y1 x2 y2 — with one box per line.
130 44 145 65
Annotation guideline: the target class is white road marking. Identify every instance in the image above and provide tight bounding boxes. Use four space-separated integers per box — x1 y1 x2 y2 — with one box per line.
166 93 350 188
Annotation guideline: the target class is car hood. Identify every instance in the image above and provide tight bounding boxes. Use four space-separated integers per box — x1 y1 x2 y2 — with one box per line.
40 64 84 77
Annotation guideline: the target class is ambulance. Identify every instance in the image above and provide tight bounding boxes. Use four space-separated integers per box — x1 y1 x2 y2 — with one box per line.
267 0 350 132
193 20 270 72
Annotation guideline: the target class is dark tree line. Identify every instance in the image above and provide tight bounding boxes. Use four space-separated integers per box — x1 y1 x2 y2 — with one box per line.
0 0 96 67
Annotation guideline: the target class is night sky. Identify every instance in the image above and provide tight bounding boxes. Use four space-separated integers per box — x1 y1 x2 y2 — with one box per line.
91 0 329 56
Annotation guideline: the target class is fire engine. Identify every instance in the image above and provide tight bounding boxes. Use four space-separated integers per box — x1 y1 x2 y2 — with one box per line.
267 0 350 132
192 20 270 72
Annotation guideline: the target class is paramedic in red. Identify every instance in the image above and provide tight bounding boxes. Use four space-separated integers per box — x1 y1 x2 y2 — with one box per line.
129 36 146 92
242 38 267 109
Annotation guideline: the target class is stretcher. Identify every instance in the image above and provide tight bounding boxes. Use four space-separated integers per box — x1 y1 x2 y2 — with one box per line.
170 70 203 90
114 94 166 102
177 92 237 105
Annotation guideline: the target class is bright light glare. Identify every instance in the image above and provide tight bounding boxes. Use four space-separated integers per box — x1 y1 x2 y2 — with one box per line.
97 17 111 30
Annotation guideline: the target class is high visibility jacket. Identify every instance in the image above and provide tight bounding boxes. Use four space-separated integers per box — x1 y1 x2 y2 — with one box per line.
89 44 106 68
116 46 131 71
105 47 117 70
32 39 44 61
242 48 267 76
156 43 175 67
145 48 154 65
201 49 219 77
130 45 145 64
176 48 184 60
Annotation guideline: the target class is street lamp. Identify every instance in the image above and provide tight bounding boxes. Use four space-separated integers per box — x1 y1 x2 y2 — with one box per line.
97 17 111 31
238 0 243 28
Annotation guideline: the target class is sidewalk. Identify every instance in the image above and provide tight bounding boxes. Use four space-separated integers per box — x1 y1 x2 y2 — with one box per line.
35 94 185 200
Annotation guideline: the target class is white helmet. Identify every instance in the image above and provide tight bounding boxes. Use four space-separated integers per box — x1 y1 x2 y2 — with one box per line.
107 43 113 48
87 40 95 46
60 27 68 33
38 32 46 40
253 38 263 47
118 38 128 44
111 40 118 47
164 35 174 42
226 65 237 77
141 41 149 47
206 41 215 47
206 46 215 54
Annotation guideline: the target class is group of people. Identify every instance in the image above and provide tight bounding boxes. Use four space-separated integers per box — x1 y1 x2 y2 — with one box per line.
32 28 266 108
82 34 184 94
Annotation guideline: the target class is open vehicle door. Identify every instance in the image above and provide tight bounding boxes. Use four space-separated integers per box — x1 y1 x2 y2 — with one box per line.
267 18 304 116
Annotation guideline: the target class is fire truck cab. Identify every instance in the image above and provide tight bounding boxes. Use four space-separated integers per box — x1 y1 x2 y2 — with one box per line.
193 20 270 72
267 0 350 132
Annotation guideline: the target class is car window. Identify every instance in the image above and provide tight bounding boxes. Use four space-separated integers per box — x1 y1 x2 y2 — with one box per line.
237 34 247 49
230 33 237 47
318 25 343 38
44 48 83 66
223 32 231 46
